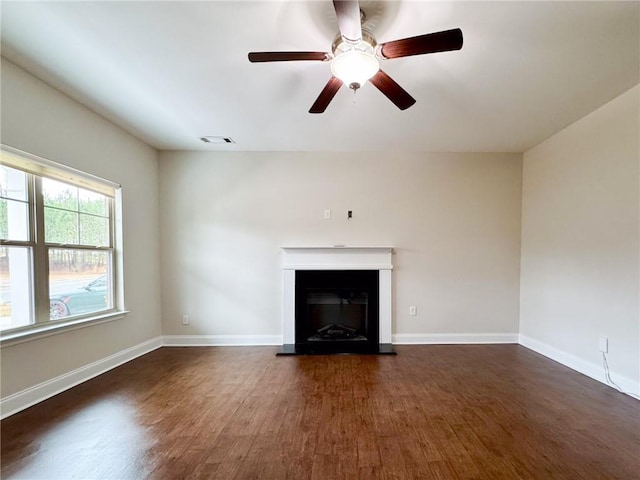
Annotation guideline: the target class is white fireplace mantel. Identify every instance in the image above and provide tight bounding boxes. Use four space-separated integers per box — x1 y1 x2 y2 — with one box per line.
281 246 393 271
281 246 394 346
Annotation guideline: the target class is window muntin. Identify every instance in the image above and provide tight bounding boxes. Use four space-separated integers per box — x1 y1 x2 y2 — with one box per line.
0 146 119 335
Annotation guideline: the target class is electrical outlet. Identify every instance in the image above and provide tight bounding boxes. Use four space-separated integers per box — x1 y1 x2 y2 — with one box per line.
324 209 331 219
409 306 417 316
598 336 608 353
182 315 190 325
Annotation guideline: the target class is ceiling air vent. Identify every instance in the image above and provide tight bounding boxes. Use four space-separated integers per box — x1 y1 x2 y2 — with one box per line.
200 136 235 144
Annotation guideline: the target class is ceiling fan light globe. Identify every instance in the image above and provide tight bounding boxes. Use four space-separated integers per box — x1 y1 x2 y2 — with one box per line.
330 49 379 89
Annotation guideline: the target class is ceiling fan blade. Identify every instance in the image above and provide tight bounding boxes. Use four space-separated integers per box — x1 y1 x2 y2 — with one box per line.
248 52 329 62
333 0 362 43
369 70 416 110
309 76 343 114
379 28 463 59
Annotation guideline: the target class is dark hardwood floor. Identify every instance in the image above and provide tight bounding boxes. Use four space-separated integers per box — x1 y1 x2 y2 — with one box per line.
1 345 638 479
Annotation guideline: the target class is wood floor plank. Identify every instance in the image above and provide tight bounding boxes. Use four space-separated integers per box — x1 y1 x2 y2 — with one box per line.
2 345 639 480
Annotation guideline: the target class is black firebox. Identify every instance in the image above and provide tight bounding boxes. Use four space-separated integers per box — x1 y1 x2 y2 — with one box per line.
294 270 379 354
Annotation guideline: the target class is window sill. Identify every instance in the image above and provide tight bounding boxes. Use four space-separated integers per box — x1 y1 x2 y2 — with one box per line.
0 311 129 348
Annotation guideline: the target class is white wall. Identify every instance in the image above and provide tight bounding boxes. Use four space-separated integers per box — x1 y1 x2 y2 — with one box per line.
158 151 522 342
520 85 640 392
0 59 162 398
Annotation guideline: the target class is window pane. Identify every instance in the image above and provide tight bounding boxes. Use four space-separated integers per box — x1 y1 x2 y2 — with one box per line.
43 178 78 210
0 198 30 241
43 178 110 247
0 246 34 331
45 208 79 244
79 189 108 216
49 249 112 320
79 214 109 246
0 166 28 201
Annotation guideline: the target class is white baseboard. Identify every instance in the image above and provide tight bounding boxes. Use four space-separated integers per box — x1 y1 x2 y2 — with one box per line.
392 333 519 344
519 335 639 398
0 337 162 419
162 334 283 347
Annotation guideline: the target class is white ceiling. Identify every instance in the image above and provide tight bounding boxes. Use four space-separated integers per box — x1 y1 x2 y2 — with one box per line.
1 1 638 153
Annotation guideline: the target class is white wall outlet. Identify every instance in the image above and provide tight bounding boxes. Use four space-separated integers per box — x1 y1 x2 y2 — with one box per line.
409 306 417 316
182 315 190 325
324 209 331 219
598 336 608 353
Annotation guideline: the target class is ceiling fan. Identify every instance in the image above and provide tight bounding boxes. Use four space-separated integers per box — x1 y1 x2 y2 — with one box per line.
248 0 463 113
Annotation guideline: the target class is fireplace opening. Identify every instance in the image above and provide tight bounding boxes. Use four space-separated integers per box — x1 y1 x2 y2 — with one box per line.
295 270 379 354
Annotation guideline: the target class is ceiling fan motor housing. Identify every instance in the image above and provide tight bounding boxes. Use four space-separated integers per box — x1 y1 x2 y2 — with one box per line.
331 29 377 55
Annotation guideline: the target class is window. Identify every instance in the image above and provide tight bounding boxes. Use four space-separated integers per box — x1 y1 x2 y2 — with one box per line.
0 146 121 336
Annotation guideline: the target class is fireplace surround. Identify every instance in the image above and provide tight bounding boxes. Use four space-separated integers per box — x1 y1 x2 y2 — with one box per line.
279 247 395 355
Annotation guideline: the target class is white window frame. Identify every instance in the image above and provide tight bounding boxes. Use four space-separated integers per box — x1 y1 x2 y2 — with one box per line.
0 145 126 345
